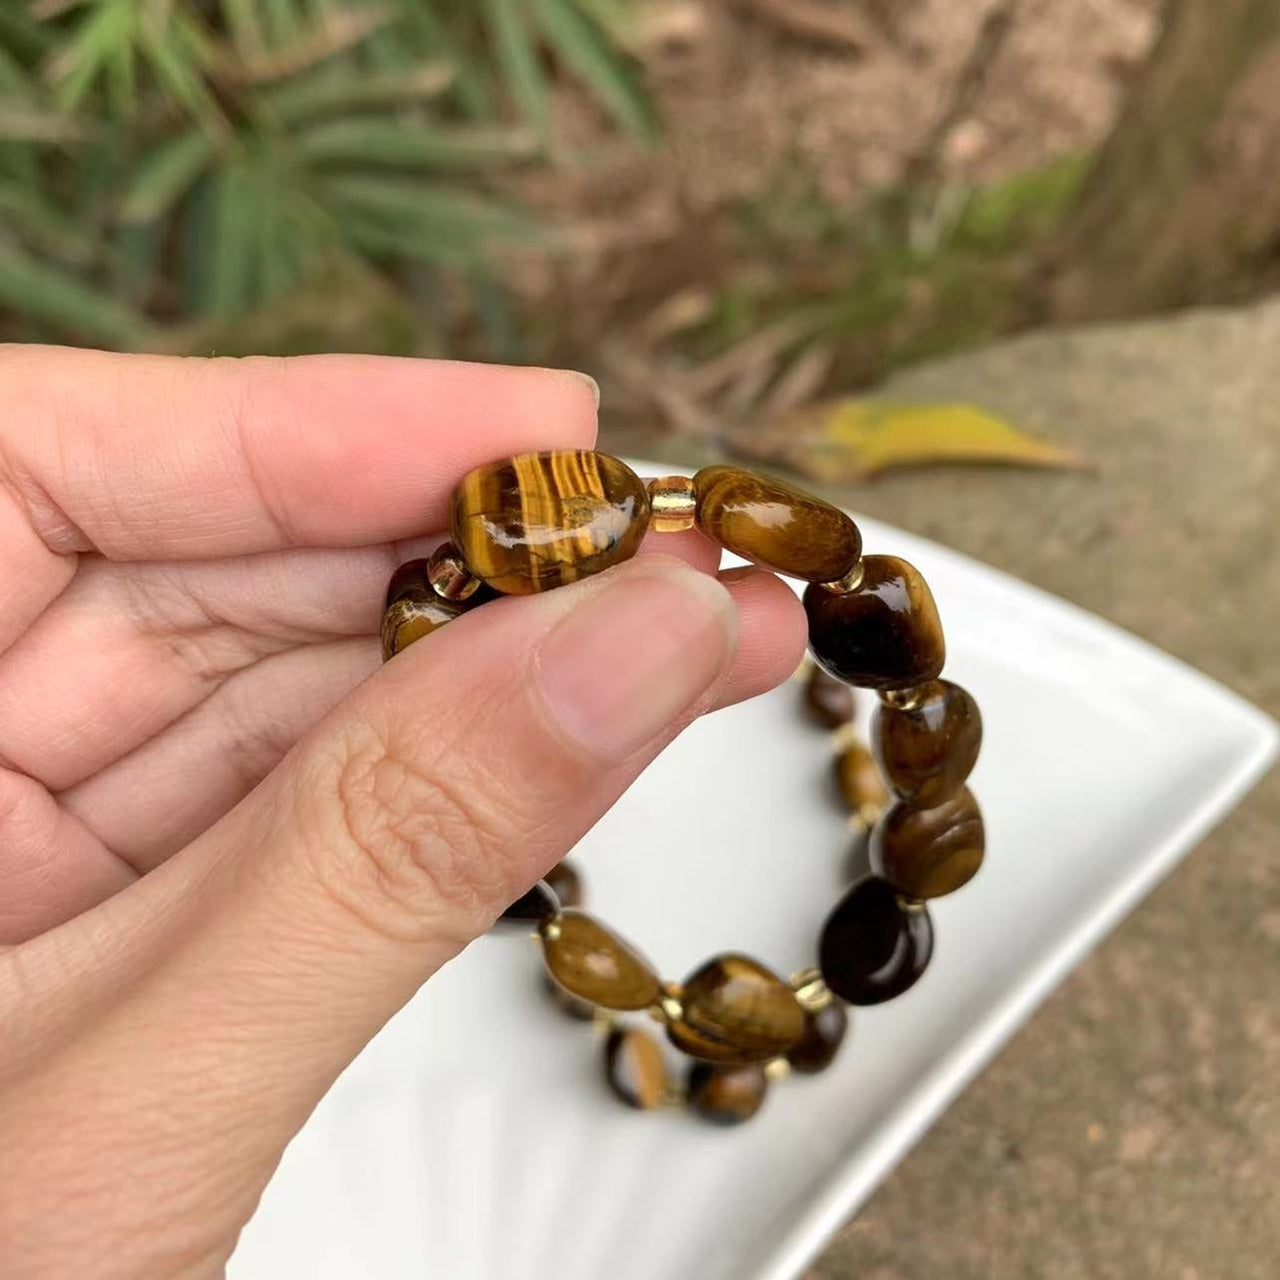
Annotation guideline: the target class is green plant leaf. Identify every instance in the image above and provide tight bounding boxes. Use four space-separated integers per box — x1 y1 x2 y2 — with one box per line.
119 129 214 223
0 242 149 345
481 0 549 142
323 173 536 264
264 63 455 123
297 117 537 169
532 0 654 139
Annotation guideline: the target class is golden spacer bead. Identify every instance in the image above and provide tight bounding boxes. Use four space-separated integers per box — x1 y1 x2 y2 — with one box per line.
764 1057 792 1083
647 475 697 533
790 968 834 1012
426 540 481 601
880 685 926 713
820 558 866 594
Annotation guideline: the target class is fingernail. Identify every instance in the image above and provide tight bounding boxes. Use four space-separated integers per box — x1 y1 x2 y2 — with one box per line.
568 369 601 409
537 558 736 762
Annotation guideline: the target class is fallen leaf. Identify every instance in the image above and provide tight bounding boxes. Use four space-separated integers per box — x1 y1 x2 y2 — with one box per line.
733 399 1088 483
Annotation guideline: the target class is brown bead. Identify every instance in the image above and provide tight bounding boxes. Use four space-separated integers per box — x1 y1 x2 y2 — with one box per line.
804 555 945 690
494 880 559 930
873 679 982 806
871 787 985 900
686 1061 769 1126
803 664 855 729
543 971 597 1022
540 910 662 1012
543 858 584 909
381 559 468 660
819 876 933 1005
603 1026 669 1110
667 954 805 1064
833 742 889 818
787 999 849 1074
450 450 649 594
692 465 862 582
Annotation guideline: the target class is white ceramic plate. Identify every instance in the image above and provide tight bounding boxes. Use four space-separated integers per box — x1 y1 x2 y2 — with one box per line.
230 468 1277 1280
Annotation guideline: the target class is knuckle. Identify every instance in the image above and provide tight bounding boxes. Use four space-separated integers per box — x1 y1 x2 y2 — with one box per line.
306 719 516 945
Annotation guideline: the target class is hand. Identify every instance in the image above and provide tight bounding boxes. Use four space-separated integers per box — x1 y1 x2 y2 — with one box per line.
0 346 806 1278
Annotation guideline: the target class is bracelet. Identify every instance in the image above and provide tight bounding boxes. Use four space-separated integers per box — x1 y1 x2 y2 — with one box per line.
381 452 984 1125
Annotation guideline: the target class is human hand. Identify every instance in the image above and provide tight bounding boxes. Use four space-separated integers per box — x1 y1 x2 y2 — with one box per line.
0 346 806 1278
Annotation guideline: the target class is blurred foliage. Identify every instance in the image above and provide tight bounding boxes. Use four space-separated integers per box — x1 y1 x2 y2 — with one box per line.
0 0 653 351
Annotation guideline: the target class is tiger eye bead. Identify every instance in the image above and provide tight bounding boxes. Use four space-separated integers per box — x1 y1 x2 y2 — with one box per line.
804 664 855 729
666 954 805 1064
543 858 584 909
686 1061 770 1126
381 559 470 660
450 450 649 594
873 679 982 806
603 1026 669 1111
787 999 849 1074
833 742 889 818
819 876 934 1005
543 971 598 1021
871 787 985 900
692 465 862 582
494 880 560 930
804 555 945 690
539 910 662 1012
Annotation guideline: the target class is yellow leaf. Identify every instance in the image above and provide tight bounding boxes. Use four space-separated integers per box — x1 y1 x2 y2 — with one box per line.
735 400 1088 484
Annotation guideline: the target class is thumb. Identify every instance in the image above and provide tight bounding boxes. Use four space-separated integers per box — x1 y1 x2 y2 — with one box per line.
0 554 746 1273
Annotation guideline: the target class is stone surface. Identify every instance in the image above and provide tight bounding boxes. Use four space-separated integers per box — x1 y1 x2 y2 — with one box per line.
605 298 1280 1279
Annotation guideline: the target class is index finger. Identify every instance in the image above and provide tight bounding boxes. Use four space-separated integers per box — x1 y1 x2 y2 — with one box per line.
0 346 598 645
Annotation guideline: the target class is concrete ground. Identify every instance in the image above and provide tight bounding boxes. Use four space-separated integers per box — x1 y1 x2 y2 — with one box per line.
606 299 1280 1279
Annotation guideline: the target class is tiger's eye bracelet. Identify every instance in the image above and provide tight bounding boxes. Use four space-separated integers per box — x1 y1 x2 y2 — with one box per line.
382 452 984 1126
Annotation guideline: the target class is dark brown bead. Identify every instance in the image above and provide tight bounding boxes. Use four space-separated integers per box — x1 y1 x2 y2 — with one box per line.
543 971 597 1021
450 450 649 594
603 1026 669 1111
787 999 849 1074
540 910 662 1011
543 858 584 909
819 876 933 1005
692 465 862 582
873 679 982 806
871 787 985 900
494 880 559 929
667 954 805 1064
833 741 889 817
686 1061 769 1126
381 559 467 660
803 664 855 729
804 555 945 691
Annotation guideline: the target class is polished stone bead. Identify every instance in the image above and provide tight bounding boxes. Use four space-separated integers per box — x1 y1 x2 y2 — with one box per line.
381 559 468 660
833 742 889 818
873 679 982 806
804 555 945 690
871 787 985 900
450 450 649 594
787 999 849 1074
686 1061 769 1126
819 876 933 1005
603 1026 669 1111
692 465 862 582
803 663 855 729
667 953 805 1064
543 971 598 1021
540 910 662 1011
543 858 584 910
494 880 559 929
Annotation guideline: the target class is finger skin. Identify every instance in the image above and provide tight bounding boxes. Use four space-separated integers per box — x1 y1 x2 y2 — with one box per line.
0 557 803 1276
8 568 802 938
0 347 598 653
